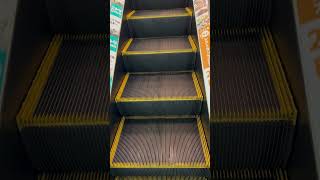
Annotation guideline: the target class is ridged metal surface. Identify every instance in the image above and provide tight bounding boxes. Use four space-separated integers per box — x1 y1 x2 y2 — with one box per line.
17 34 109 171
110 117 210 176
113 118 205 164
128 37 191 52
133 8 187 17
212 29 279 118
21 125 108 171
113 0 207 175
212 28 296 122
115 177 207 180
17 34 109 127
211 28 296 169
34 35 108 119
114 170 287 180
122 73 197 98
131 0 187 10
212 0 272 29
38 172 109 180
212 169 287 179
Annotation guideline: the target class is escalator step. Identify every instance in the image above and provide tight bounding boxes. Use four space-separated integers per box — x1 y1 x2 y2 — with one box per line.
38 172 109 180
127 8 192 37
17 34 109 171
110 117 210 176
116 72 202 116
211 28 296 169
122 36 196 72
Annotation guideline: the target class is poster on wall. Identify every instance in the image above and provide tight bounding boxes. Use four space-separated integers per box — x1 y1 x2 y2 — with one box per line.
110 0 125 94
193 0 210 115
296 0 320 172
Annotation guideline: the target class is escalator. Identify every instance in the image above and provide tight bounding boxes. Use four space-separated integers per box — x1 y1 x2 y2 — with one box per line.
1 0 319 179
109 0 210 177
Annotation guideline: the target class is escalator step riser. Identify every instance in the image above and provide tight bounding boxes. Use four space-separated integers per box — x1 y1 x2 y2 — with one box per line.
124 53 195 72
38 172 109 180
115 176 206 180
129 17 191 38
21 126 108 171
131 0 188 10
117 101 202 116
211 122 294 169
111 168 211 176
212 169 288 180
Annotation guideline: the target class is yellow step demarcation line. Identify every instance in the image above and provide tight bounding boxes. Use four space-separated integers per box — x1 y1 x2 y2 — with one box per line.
16 34 109 129
263 28 297 124
121 35 197 56
115 72 203 103
211 28 297 124
110 116 210 169
126 7 193 20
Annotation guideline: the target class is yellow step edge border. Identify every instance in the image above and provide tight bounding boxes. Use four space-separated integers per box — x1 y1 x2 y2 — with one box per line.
110 116 210 169
122 35 197 56
115 72 203 103
16 34 109 129
126 7 192 20
260 27 297 124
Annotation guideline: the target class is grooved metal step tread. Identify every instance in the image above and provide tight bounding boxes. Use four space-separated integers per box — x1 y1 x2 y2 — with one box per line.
16 34 109 171
211 27 297 169
38 172 109 180
17 34 109 128
110 117 210 175
115 72 202 116
116 72 202 102
122 36 196 55
211 27 296 123
127 8 192 19
212 0 272 29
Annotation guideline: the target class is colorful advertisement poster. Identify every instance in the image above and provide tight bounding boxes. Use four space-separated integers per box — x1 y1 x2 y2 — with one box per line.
193 0 210 116
110 0 125 94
